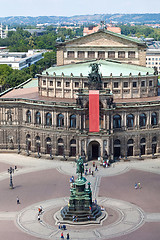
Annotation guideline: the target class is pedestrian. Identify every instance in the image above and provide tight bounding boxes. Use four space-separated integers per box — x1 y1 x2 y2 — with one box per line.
95 198 97 204
38 214 40 221
89 168 91 174
17 196 20 204
138 182 141 189
72 176 74 182
95 165 98 171
61 232 64 239
135 183 138 189
66 233 70 239
92 170 94 176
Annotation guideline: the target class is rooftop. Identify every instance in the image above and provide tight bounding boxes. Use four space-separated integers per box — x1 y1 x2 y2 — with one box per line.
42 59 154 77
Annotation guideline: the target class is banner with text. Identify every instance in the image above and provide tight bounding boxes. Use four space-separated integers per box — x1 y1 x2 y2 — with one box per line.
89 90 99 132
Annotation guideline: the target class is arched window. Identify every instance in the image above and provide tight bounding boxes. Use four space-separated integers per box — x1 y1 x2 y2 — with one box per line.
70 139 76 156
139 113 146 127
46 113 52 126
151 112 157 126
70 115 76 128
35 136 40 152
35 111 41 124
26 110 31 123
114 139 121 158
46 137 51 154
152 136 157 154
127 139 134 156
113 115 121 128
127 114 134 128
26 134 31 151
58 138 64 155
57 114 64 127
140 138 146 155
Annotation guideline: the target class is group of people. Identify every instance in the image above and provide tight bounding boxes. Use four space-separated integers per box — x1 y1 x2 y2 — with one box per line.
135 182 141 189
38 206 43 221
61 232 70 239
72 215 78 222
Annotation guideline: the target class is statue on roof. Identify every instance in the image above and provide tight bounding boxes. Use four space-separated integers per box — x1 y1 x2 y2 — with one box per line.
88 63 102 90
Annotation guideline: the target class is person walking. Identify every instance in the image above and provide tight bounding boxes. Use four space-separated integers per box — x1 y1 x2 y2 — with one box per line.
66 233 70 239
61 232 64 238
17 196 20 204
38 214 40 221
135 183 138 189
138 182 141 189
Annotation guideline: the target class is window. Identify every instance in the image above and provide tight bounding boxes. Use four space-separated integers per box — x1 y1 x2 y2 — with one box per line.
133 82 137 88
139 113 146 127
50 81 53 86
26 110 31 123
104 82 108 88
149 80 153 87
78 51 85 58
58 138 64 156
57 81 61 87
46 113 52 126
84 82 88 88
118 51 125 58
151 112 157 126
114 82 119 88
70 114 76 128
35 111 41 124
149 58 151 60
67 51 74 58
66 82 70 87
128 51 135 58
113 115 121 128
152 58 154 60
43 80 46 85
88 51 95 58
123 82 128 88
45 137 51 154
70 139 76 156
75 82 79 88
141 81 145 87
127 114 134 127
98 51 105 59
108 51 115 59
57 114 64 127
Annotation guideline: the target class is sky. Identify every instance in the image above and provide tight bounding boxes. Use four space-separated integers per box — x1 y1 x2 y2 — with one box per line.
0 0 160 17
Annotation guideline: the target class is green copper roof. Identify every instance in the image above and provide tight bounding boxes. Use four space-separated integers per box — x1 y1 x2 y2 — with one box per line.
42 60 154 77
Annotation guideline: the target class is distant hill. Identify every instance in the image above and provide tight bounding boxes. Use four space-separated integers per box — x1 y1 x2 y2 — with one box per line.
0 14 160 26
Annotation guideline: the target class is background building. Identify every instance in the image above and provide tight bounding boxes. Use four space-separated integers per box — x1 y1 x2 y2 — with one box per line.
0 50 44 70
57 29 146 66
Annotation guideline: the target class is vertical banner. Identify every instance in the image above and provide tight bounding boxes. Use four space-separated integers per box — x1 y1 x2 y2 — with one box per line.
89 90 99 132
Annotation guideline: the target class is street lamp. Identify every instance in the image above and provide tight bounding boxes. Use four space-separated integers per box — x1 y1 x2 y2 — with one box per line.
50 144 53 159
8 167 14 189
37 142 40 158
18 139 20 154
26 139 29 156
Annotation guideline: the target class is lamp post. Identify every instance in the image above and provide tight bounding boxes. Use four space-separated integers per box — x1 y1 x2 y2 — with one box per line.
8 167 14 189
26 139 29 156
139 145 142 159
18 139 20 154
50 144 53 159
37 143 40 158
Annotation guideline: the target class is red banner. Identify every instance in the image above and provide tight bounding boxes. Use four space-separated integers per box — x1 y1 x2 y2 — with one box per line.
89 90 99 132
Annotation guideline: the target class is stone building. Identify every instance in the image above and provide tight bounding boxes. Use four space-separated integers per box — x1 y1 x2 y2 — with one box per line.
56 29 146 67
0 30 159 161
